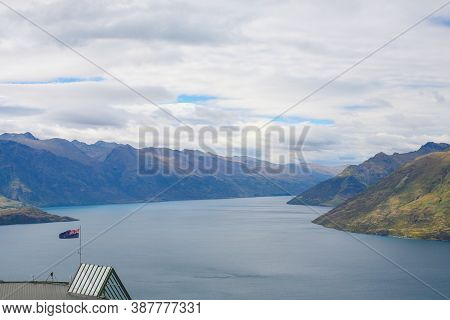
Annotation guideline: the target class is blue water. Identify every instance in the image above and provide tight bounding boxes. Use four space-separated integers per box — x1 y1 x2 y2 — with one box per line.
0 196 449 299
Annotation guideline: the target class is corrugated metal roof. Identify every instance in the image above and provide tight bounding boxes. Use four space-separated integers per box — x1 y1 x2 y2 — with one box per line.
68 263 131 299
0 282 99 300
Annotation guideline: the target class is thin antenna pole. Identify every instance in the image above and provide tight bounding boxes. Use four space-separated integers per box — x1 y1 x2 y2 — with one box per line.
79 224 82 266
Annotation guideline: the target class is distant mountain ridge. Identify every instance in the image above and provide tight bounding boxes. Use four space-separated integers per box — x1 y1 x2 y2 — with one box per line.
288 142 450 206
0 132 334 207
0 132 96 165
313 151 450 240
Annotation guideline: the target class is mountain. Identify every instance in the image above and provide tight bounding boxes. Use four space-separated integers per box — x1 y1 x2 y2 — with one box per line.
71 140 119 162
307 163 346 176
312 151 450 240
0 133 334 207
0 132 95 165
288 142 450 206
231 156 345 176
0 140 123 206
0 195 76 225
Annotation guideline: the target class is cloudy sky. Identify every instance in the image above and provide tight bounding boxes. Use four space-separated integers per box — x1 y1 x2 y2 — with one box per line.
0 0 449 165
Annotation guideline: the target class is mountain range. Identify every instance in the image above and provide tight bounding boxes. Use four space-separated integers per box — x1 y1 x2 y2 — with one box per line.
0 132 333 207
313 151 450 240
287 142 450 206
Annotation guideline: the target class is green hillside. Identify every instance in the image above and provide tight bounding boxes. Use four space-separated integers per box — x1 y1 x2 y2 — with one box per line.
0 195 76 226
288 142 449 206
313 151 450 240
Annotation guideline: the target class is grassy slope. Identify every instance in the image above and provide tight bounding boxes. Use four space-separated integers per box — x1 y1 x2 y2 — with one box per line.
0 195 76 226
313 151 450 240
288 142 449 207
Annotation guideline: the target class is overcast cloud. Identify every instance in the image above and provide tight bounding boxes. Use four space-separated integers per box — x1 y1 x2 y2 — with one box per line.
0 0 449 165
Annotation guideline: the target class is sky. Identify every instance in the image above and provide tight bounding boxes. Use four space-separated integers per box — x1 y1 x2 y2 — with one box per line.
0 0 449 165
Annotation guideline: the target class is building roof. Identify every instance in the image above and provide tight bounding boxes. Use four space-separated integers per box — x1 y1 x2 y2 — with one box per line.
0 263 131 300
0 282 98 300
68 263 131 300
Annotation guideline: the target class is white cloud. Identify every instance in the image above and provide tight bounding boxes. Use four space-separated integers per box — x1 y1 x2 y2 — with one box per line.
0 0 449 165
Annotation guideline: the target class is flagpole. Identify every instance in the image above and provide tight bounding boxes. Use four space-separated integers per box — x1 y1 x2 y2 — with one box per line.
79 224 82 266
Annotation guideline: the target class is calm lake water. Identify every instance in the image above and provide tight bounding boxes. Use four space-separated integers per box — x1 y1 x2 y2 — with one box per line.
0 196 449 299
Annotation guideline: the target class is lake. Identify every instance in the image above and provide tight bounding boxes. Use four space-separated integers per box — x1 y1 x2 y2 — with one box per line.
0 196 449 299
